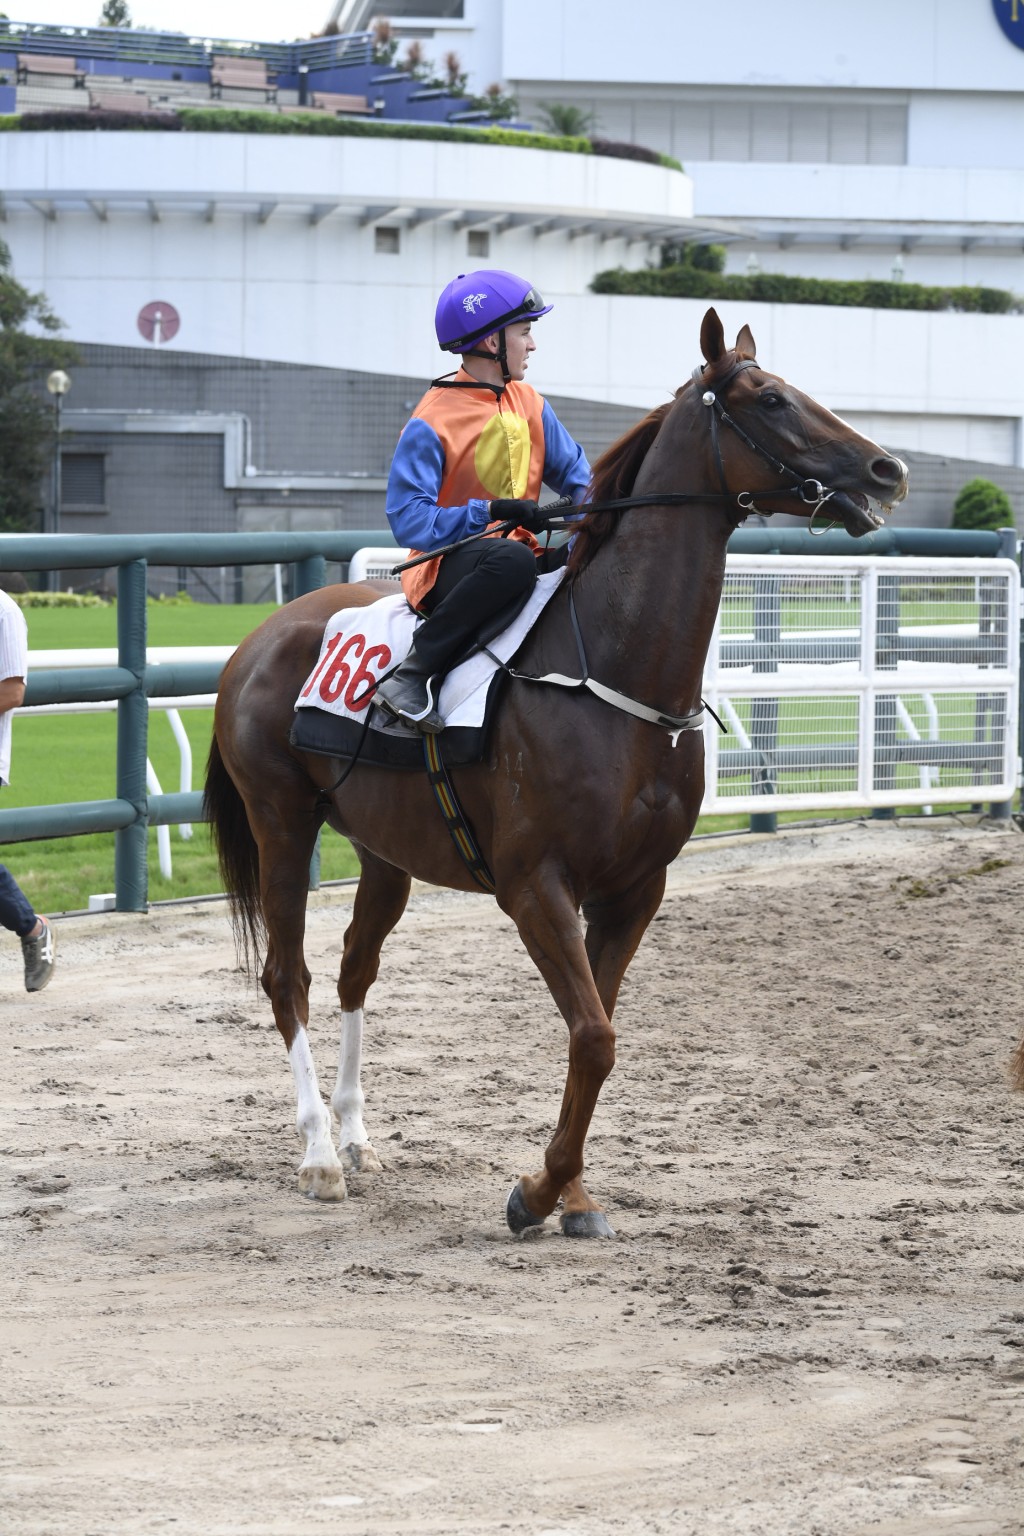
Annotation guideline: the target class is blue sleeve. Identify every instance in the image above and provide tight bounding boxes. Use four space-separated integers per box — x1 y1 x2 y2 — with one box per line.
386 417 493 551
541 400 591 505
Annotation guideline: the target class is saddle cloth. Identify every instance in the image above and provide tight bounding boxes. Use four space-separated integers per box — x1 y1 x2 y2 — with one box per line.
290 568 566 769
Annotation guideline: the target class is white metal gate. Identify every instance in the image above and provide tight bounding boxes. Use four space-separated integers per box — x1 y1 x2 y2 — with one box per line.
702 555 1020 815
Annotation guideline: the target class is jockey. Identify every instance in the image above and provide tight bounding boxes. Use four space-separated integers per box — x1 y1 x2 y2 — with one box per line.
376 268 592 732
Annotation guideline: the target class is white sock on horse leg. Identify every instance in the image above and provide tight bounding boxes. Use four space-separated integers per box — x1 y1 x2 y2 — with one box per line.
332 1008 373 1152
288 1028 339 1171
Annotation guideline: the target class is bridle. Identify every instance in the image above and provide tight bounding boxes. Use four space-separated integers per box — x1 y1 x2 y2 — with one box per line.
536 358 849 533
690 356 844 533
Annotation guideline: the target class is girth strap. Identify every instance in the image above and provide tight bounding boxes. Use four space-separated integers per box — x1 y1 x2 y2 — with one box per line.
422 732 496 894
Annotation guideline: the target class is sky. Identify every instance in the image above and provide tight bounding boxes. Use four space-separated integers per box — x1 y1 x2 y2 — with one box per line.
7 0 337 43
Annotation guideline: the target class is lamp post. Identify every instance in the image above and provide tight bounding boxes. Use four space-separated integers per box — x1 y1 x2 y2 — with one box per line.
46 369 71 592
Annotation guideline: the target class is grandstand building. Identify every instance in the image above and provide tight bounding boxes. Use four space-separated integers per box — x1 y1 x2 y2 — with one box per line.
1 0 1023 578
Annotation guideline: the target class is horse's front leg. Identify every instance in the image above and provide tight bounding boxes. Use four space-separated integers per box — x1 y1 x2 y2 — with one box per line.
332 846 411 1172
257 819 347 1202
554 870 670 1229
503 874 618 1239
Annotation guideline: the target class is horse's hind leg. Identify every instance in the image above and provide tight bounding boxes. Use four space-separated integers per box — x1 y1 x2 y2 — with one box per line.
332 845 411 1173
255 803 346 1202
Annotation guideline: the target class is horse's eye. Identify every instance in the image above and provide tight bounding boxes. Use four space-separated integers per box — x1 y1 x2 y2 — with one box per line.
760 392 783 409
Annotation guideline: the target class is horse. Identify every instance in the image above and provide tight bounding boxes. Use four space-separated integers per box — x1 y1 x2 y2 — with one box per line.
204 307 908 1237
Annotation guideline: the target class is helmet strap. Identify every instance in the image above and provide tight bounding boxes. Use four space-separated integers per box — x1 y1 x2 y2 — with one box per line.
496 328 512 385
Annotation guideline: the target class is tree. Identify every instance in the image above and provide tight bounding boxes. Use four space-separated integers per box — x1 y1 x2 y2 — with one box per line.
0 240 76 534
98 0 132 26
951 477 1015 533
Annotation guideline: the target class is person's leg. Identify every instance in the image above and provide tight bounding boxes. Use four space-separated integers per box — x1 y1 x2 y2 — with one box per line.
377 540 538 730
0 862 37 938
0 862 55 993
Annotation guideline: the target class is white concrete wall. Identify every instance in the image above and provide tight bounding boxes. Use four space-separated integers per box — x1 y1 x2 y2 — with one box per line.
0 130 693 225
908 93 1024 171
690 161 1024 290
501 0 1024 95
689 162 1024 228
4 130 1024 462
0 129 688 377
534 296 1024 467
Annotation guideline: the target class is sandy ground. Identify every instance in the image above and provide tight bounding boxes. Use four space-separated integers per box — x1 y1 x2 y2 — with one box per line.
3 816 1024 1536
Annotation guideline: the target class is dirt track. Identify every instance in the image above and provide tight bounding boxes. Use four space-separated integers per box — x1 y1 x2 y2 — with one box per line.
3 817 1024 1536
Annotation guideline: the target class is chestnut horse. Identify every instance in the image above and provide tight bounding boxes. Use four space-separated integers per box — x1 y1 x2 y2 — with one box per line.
204 309 908 1236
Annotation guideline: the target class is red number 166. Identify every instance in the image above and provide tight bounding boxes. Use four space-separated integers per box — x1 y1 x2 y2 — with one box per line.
300 631 392 712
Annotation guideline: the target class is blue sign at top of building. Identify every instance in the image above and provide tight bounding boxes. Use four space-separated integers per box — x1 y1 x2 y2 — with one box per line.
993 0 1024 49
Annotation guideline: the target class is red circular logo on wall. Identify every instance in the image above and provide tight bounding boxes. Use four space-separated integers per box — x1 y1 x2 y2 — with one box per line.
137 301 181 345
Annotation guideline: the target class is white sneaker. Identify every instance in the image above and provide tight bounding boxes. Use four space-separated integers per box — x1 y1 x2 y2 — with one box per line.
22 918 56 993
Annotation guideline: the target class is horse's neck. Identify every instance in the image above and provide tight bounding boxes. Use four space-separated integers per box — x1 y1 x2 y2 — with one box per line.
573 425 732 715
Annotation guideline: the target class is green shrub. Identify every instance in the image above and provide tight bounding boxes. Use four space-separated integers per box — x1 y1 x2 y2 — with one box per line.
9 589 110 608
5 107 686 164
179 109 593 155
951 477 1016 532
589 265 1023 314
537 102 597 138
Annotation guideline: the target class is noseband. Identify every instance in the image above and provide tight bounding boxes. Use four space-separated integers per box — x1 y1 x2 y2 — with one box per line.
690 358 839 528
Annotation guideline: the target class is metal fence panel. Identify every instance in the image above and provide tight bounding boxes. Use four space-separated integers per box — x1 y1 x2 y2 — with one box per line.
702 555 1021 814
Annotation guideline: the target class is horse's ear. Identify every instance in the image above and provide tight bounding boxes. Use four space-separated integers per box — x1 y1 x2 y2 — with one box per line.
735 323 757 359
700 308 726 364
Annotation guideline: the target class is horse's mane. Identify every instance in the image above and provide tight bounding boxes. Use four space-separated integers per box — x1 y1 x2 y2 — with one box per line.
565 394 678 576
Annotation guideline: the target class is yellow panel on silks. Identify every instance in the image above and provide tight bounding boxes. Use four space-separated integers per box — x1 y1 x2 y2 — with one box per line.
474 411 532 499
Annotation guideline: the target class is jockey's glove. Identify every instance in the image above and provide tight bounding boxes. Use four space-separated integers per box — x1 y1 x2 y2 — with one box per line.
489 498 549 534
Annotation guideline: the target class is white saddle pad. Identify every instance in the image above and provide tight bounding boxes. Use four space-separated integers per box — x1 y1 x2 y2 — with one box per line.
295 568 567 730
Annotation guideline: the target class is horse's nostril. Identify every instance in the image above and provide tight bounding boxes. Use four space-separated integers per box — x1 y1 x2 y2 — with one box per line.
871 457 903 486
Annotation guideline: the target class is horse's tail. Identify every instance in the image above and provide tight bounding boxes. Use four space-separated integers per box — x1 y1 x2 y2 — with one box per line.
203 732 265 976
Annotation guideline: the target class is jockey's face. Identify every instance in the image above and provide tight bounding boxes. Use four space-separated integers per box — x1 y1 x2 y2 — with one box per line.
502 320 536 380
479 320 536 381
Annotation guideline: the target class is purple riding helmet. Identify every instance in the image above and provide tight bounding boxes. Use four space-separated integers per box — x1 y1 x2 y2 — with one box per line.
434 269 553 353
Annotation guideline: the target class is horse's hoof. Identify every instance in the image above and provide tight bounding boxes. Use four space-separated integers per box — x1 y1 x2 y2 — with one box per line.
506 1181 546 1235
298 1164 347 1202
560 1208 616 1239
342 1142 382 1174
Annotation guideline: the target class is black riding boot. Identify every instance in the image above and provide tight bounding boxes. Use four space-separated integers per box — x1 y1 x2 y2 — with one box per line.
374 644 445 734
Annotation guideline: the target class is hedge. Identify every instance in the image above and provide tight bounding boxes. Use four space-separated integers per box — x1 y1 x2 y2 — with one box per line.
5 110 183 132
0 107 686 168
589 264 1022 314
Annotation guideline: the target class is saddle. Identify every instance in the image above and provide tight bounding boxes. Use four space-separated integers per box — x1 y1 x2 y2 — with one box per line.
290 570 566 769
